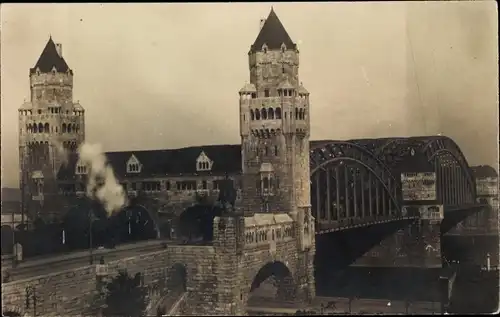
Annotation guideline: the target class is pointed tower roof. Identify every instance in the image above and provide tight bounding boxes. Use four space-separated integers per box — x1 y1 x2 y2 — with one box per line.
251 8 296 52
29 37 72 75
298 83 309 95
239 82 257 93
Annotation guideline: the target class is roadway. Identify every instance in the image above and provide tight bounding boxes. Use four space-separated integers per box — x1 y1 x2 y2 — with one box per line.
313 297 441 315
4 239 174 282
247 296 441 315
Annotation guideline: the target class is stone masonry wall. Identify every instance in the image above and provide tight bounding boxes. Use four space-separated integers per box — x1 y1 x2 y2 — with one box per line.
1 245 217 316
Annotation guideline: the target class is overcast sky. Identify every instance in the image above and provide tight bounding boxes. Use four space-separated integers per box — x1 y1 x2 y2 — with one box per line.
1 2 498 188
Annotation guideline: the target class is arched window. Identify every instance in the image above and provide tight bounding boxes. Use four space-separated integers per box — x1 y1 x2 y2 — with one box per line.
295 108 299 120
264 146 269 156
62 123 67 133
268 108 274 120
263 177 269 189
274 145 279 156
44 123 49 132
255 110 261 120
261 108 267 120
275 107 282 119
37 122 43 133
250 109 255 121
68 125 72 133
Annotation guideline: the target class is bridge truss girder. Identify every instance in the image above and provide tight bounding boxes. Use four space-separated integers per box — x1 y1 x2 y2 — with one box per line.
309 136 478 231
310 142 402 231
375 136 477 208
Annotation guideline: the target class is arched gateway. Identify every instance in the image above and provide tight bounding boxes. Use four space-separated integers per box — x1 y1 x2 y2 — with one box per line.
247 261 297 308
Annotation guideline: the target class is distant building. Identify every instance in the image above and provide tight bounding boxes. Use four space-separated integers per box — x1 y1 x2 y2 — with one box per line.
470 165 498 233
0 188 23 229
471 165 498 198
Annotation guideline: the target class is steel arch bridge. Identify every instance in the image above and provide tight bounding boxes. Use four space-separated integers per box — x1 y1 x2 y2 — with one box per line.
309 136 481 234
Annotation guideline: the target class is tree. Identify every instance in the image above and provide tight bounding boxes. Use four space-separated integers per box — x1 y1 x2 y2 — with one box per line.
102 270 147 317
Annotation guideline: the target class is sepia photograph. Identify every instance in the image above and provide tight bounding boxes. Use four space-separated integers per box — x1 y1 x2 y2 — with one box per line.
1 2 498 316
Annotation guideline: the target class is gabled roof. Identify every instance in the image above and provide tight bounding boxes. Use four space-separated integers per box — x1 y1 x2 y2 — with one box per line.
57 144 243 181
277 78 294 90
251 8 296 53
30 37 72 75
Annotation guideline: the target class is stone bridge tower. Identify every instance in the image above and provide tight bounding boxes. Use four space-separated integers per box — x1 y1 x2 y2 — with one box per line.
213 8 315 315
239 7 312 219
18 37 85 223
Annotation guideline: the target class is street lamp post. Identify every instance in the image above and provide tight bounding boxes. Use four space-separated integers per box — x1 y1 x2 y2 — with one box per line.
11 209 18 268
89 209 94 265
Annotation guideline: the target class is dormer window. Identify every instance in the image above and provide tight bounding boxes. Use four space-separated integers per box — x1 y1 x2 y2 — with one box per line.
126 154 142 174
196 151 213 172
281 43 287 53
262 44 268 53
75 160 88 175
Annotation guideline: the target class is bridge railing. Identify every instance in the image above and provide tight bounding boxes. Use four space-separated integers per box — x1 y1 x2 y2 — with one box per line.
315 214 418 234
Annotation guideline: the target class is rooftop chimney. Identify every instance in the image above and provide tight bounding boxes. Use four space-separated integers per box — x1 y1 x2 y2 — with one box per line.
260 19 266 31
55 43 62 57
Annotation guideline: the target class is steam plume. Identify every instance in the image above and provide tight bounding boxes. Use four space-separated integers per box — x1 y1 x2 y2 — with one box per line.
78 142 127 217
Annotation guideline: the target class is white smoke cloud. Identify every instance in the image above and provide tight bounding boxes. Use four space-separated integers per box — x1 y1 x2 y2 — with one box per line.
78 142 127 217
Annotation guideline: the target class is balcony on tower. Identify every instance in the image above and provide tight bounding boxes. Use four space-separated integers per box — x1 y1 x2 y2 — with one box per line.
31 170 45 201
277 79 295 99
257 163 279 198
